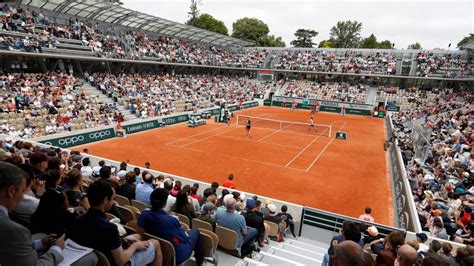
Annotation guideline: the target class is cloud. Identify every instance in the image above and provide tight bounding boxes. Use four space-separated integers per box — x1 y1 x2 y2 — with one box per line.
123 0 473 49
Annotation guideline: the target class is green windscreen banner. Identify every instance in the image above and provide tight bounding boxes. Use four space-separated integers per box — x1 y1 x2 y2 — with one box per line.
162 114 189 125
123 120 160 134
39 128 116 148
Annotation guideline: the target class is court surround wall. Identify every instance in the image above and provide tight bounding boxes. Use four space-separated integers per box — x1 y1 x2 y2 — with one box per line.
31 101 259 148
271 96 374 116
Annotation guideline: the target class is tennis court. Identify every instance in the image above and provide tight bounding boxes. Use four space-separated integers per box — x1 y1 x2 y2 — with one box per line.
75 106 395 226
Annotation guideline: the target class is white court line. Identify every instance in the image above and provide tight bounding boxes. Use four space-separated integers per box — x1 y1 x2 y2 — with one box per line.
284 120 336 167
165 126 225 146
305 121 348 172
216 134 303 150
180 126 237 148
257 122 293 142
169 143 307 172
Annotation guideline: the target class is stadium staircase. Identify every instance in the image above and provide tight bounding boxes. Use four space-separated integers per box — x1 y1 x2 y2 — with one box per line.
215 236 329 266
80 80 137 121
365 87 378 105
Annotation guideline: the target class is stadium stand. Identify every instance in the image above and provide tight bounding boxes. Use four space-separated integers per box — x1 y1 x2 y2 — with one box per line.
281 80 369 103
87 73 273 118
0 72 127 139
390 92 473 245
0 1 473 265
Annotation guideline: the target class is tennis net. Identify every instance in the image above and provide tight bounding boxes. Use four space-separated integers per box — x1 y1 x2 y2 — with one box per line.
236 115 332 137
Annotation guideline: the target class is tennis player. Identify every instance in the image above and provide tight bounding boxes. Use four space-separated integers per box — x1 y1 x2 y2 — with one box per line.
245 117 252 138
308 116 317 132
226 110 231 126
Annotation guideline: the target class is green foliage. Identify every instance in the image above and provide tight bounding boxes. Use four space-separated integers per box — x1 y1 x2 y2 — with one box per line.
378 40 393 49
258 35 286 47
408 42 422 50
318 39 335 48
457 34 474 49
186 0 201 26
231 17 269 44
290 29 318 48
360 34 394 49
110 0 124 4
329 20 363 48
231 17 285 47
191 13 228 35
360 34 378 49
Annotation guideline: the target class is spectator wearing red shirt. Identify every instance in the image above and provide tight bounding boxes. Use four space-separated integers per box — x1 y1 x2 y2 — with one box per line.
460 206 472 226
222 174 236 189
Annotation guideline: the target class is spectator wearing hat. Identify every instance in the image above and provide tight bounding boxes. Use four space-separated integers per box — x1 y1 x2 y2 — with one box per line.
216 196 258 257
358 207 375 223
116 161 128 180
264 204 284 241
138 188 203 265
363 226 381 245
416 232 429 253
242 198 269 247
135 172 154 206
198 202 216 229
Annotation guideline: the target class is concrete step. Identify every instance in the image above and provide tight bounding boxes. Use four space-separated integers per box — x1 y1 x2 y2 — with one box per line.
254 251 304 266
267 246 322 265
296 237 330 249
287 239 328 254
239 257 269 266
276 242 325 260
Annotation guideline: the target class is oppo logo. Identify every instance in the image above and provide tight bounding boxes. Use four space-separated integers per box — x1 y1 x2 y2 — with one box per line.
89 131 111 140
58 135 85 146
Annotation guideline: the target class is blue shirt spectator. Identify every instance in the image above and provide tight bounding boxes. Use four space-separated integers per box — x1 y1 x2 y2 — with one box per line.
135 172 154 205
138 188 203 265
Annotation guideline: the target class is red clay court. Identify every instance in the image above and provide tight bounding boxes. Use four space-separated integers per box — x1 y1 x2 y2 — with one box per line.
76 106 394 226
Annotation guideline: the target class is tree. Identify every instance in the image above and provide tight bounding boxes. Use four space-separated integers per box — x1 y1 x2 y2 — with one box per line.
186 0 202 26
318 39 335 48
329 20 363 48
360 34 378 49
258 35 286 47
231 18 269 45
457 34 474 49
408 42 422 50
109 0 124 4
290 29 318 48
190 14 228 35
378 40 393 49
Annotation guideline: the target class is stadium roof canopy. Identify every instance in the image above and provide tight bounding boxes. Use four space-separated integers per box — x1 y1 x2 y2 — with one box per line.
19 0 250 47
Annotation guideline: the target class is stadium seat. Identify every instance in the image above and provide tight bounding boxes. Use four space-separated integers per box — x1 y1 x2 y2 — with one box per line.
94 250 111 266
116 205 135 224
144 233 177 266
114 195 130 206
264 221 279 237
180 222 190 231
192 218 213 232
176 213 190 228
122 205 141 220
198 228 218 264
105 213 117 221
131 199 148 212
215 225 238 252
126 221 145 237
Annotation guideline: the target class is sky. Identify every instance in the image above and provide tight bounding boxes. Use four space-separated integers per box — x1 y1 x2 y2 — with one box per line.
123 0 473 49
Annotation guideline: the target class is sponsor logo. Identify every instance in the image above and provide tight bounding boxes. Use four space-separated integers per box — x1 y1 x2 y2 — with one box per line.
58 135 85 146
89 130 111 140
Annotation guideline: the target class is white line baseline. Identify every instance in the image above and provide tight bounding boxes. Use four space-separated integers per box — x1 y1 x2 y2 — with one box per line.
284 120 336 167
305 121 347 172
